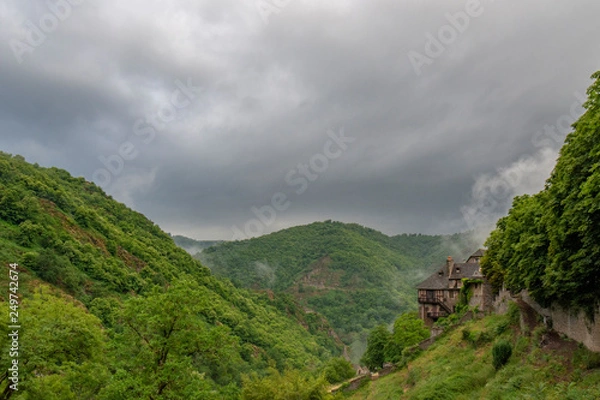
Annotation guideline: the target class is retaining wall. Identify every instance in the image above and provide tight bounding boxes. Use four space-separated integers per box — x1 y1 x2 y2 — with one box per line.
519 291 600 352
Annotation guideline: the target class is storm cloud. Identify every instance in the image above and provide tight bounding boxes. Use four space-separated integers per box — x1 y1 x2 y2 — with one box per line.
0 0 598 240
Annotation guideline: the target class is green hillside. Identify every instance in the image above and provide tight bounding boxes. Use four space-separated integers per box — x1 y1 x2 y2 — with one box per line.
345 305 600 399
0 152 343 399
199 222 479 351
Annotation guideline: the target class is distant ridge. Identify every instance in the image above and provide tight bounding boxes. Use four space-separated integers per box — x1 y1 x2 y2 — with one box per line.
198 220 479 361
171 234 225 254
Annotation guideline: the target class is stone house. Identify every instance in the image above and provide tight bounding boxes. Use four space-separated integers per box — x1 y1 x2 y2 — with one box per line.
416 249 492 326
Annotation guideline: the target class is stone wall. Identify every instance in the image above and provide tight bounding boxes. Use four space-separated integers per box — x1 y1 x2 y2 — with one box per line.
520 291 600 352
492 286 514 315
467 281 494 312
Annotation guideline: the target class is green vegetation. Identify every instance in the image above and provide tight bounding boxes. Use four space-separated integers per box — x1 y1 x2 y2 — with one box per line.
482 71 600 314
345 307 600 399
388 313 430 362
0 152 343 398
4 70 597 399
360 313 429 371
361 325 392 371
241 368 330 400
343 72 600 396
200 221 478 347
322 358 356 384
491 340 512 370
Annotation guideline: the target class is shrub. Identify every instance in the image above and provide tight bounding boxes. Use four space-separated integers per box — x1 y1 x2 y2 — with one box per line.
406 367 420 387
476 331 493 347
574 345 600 370
506 302 520 326
494 319 510 336
462 329 471 342
322 357 355 384
463 329 492 348
492 340 513 370
401 345 422 364
513 336 530 356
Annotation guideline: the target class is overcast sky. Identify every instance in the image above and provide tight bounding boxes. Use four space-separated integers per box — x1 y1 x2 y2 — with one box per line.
0 0 598 240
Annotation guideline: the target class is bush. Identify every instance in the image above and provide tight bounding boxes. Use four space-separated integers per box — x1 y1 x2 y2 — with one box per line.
513 336 530 356
461 329 472 342
476 331 493 346
401 345 422 363
492 340 513 370
506 302 521 325
322 357 355 384
462 329 492 348
574 345 600 370
494 319 510 336
361 325 392 371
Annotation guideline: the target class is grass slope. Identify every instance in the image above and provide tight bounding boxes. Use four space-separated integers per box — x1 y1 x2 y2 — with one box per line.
346 305 600 399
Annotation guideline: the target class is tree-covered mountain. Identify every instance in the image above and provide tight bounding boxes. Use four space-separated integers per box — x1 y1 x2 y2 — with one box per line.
482 71 600 315
198 221 479 357
0 152 344 399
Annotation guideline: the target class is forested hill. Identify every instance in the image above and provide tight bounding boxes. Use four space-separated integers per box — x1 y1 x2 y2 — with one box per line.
0 152 344 399
198 221 479 349
482 71 600 315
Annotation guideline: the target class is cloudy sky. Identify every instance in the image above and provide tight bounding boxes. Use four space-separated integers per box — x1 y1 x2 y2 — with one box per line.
0 0 598 240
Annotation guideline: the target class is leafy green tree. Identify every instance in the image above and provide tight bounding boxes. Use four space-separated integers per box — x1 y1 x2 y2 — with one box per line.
0 289 109 400
361 325 392 371
15 220 43 246
241 369 330 400
0 189 38 225
103 277 243 399
482 71 600 314
321 357 355 384
540 71 600 311
386 312 429 362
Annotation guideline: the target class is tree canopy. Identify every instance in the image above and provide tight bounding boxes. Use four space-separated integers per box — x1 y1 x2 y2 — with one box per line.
482 70 600 314
0 152 343 398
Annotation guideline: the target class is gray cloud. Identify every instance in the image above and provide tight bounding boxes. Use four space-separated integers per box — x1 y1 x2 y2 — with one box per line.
0 0 598 240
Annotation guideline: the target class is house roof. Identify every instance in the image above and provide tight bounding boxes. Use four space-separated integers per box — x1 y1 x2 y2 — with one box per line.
469 249 486 258
448 263 483 280
416 264 449 289
417 250 487 289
